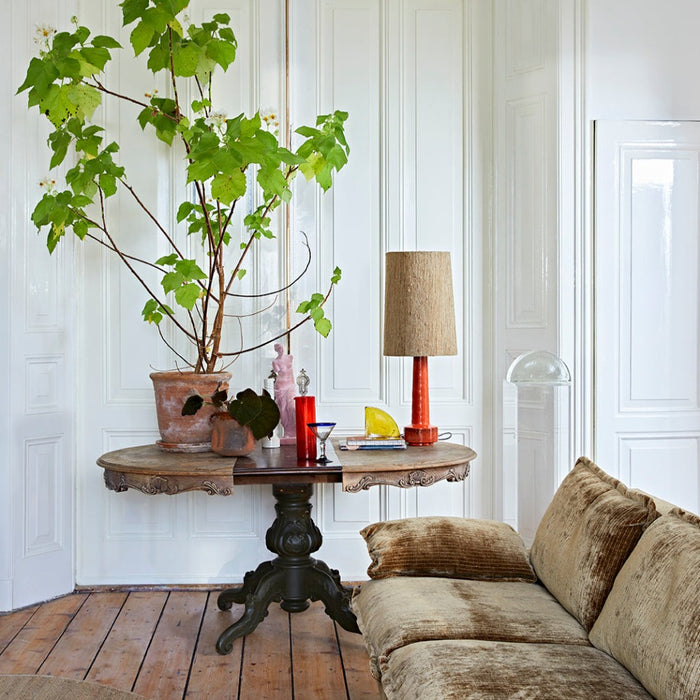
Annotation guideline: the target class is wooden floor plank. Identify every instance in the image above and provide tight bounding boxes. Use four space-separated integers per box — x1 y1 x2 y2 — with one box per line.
0 589 383 699
336 624 383 700
0 605 39 654
290 602 347 699
133 591 208 700
38 591 127 680
238 603 292 699
184 592 242 699
0 594 87 674
86 591 168 692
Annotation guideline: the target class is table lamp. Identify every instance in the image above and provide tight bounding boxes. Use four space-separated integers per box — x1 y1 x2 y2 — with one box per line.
383 251 457 446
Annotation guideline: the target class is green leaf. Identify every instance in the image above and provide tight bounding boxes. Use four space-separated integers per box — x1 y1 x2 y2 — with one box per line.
181 394 204 416
326 143 348 169
67 83 101 119
295 125 320 138
211 170 246 205
49 130 72 168
99 173 117 196
172 42 200 77
174 282 202 310
155 253 178 266
176 201 195 222
187 158 217 182
237 269 246 280
331 266 342 284
91 35 122 49
227 389 262 427
122 0 149 26
73 218 88 240
206 38 236 70
174 258 207 280
161 270 184 294
314 316 332 337
316 163 333 191
79 46 111 72
257 167 288 199
130 20 154 56
17 57 59 97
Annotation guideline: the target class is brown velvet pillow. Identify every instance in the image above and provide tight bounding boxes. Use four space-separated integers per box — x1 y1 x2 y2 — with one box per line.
360 516 536 581
589 509 700 700
530 457 658 630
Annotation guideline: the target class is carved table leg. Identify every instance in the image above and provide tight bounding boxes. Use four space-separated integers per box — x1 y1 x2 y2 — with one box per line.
216 483 359 654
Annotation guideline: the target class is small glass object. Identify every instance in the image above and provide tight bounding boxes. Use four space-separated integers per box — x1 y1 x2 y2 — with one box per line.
307 422 336 463
296 368 310 396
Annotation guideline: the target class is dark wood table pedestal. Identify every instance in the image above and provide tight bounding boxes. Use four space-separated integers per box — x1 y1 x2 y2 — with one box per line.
216 483 358 654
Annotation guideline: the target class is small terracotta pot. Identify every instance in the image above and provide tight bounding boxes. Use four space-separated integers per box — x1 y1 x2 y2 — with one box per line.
150 370 232 452
210 413 256 456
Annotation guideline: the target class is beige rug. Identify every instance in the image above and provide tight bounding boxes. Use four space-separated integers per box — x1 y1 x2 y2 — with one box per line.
0 675 145 699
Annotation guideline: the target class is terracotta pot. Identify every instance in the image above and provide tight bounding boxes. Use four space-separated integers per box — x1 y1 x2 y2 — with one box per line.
150 370 232 452
210 413 256 456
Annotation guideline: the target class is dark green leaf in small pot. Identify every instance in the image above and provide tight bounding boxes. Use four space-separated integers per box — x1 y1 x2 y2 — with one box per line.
181 394 204 416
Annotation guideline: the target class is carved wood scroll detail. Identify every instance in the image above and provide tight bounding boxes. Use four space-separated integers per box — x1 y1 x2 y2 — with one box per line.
343 463 470 493
103 469 233 496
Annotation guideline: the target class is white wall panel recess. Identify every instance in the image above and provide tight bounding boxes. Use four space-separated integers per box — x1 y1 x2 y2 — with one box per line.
595 121 700 514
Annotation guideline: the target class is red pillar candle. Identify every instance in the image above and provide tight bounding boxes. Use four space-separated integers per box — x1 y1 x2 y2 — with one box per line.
294 396 317 461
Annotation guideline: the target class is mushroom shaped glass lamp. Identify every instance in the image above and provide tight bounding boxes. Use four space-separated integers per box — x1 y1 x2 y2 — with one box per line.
383 251 458 446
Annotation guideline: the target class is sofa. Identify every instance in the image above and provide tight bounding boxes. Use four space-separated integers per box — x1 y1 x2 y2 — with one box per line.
351 457 700 699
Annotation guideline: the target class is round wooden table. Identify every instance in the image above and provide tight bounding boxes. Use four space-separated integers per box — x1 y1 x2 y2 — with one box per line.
97 441 476 654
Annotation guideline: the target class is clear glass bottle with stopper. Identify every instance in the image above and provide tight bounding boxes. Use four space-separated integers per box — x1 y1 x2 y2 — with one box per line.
262 369 280 449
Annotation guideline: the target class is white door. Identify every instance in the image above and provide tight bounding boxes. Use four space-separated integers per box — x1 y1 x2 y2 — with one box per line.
595 121 700 512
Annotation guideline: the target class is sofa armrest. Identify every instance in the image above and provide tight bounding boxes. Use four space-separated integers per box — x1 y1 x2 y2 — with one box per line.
360 516 536 582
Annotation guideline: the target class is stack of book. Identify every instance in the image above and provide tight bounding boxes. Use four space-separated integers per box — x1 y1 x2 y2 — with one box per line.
339 436 407 450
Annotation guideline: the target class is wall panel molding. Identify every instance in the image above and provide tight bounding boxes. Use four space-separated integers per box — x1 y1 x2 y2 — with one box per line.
24 437 64 556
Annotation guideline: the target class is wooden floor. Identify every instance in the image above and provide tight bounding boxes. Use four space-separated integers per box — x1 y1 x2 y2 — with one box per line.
0 590 383 699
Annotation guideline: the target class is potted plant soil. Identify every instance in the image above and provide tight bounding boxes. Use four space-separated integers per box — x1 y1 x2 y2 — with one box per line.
17 0 349 450
183 387 280 456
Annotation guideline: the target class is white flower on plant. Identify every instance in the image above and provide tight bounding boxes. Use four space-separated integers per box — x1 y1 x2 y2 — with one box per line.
205 111 228 134
33 24 56 53
39 177 56 192
260 108 280 135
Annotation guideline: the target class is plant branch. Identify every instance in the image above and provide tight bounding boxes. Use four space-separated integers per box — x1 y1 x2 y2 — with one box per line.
224 166 298 297
118 177 188 261
91 189 199 343
157 324 196 369
217 278 335 358
226 232 311 299
86 78 151 112
167 27 182 121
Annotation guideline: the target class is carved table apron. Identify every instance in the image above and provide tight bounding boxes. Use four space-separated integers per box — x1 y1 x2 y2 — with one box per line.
97 441 476 654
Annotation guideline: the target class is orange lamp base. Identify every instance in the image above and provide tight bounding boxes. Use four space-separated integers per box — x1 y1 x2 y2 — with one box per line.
404 356 438 446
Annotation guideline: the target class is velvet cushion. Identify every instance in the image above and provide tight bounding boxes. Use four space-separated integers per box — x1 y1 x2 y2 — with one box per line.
529 457 658 630
351 577 590 678
589 509 700 700
380 640 652 699
360 516 536 581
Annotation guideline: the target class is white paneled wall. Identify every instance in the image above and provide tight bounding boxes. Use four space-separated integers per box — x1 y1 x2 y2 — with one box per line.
1 0 583 601
2 0 79 610
70 0 490 586
492 0 561 527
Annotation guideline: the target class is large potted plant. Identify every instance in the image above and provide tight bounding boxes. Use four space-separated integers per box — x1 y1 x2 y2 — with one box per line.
18 1 349 450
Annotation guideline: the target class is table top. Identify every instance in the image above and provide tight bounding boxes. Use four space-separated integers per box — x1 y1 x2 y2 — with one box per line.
97 440 476 495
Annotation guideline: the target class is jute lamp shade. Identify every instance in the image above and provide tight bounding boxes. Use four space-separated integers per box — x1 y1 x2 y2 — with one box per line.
383 251 457 445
